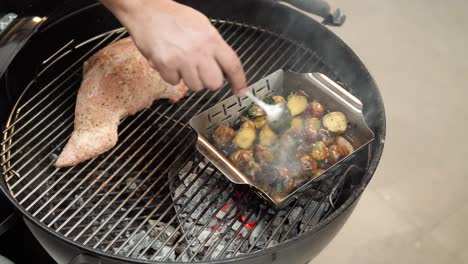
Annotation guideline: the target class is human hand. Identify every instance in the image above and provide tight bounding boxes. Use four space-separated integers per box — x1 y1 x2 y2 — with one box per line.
100 0 247 96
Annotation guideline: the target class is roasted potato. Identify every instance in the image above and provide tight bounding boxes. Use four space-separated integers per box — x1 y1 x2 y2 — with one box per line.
232 127 256 149
229 150 255 170
248 104 266 117
318 129 334 146
286 95 308 116
272 95 286 104
335 136 354 156
299 155 318 172
290 117 304 133
323 112 348 133
328 144 344 165
311 141 329 161
305 117 321 130
305 100 324 118
213 125 235 146
240 117 256 130
259 125 277 146
253 116 267 129
254 144 274 164
303 124 319 143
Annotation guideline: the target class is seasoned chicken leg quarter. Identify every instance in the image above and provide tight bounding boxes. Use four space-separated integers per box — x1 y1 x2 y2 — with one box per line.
55 37 187 168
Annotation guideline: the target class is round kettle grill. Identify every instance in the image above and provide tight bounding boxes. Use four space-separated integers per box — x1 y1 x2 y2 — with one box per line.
0 1 385 263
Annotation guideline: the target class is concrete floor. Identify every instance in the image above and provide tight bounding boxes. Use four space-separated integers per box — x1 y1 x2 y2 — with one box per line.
310 0 468 263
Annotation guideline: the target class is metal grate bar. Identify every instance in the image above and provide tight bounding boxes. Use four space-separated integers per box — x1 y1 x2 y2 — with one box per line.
2 28 126 134
84 152 197 246
106 152 209 253
1 89 76 158
188 192 251 262
42 39 75 65
299 176 342 235
215 209 256 260
0 77 78 149
20 109 150 209
132 165 218 258
41 101 189 225
201 203 253 261
176 188 244 261
156 179 232 260
163 181 233 261
64 129 197 237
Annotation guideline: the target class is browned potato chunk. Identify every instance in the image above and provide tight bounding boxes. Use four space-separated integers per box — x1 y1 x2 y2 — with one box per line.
232 127 256 149
305 118 321 130
311 141 329 160
328 144 344 165
287 95 308 116
290 117 304 133
213 125 235 146
229 150 255 171
318 129 334 146
335 136 354 156
254 144 274 164
253 116 267 129
300 155 318 172
248 104 265 117
240 117 256 130
259 125 277 146
306 100 324 118
272 95 286 104
323 112 348 133
303 124 319 143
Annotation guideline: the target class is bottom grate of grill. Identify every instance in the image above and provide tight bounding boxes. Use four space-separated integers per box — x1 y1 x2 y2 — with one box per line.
1 20 365 262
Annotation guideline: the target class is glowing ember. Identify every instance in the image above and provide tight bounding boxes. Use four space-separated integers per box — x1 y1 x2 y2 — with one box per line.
240 215 256 230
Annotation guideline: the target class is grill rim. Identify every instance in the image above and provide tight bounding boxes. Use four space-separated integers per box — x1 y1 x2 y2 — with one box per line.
0 4 386 264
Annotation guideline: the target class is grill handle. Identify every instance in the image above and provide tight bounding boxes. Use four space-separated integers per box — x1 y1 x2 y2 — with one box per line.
0 15 47 78
276 0 345 26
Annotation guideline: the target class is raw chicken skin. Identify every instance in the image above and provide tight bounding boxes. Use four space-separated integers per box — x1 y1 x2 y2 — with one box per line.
55 37 187 168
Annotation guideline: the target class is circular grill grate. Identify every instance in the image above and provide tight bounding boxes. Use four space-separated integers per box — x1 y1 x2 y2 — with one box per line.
1 20 353 262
